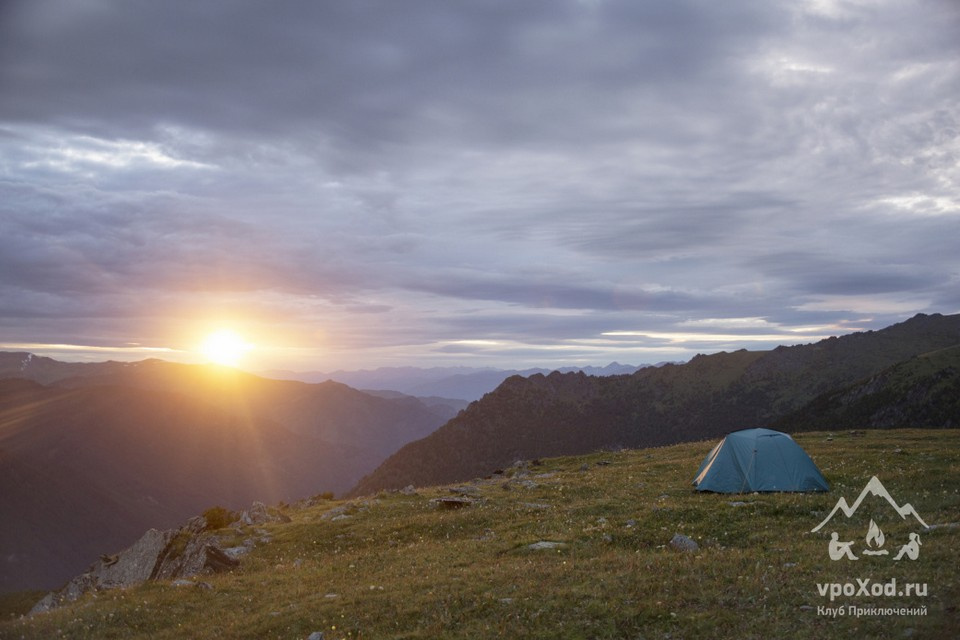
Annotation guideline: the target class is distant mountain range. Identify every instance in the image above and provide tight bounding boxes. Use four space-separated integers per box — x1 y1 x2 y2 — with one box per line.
262 362 649 401
349 313 960 496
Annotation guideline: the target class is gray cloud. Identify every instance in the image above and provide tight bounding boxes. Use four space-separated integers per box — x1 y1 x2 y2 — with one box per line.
1 0 958 368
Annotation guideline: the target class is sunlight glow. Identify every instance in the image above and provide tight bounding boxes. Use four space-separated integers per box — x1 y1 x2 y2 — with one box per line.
199 329 253 367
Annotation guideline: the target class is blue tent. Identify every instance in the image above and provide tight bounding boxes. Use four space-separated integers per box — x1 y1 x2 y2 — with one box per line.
693 428 829 493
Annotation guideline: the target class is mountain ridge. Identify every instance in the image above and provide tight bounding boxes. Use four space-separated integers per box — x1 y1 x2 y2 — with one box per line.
350 313 960 496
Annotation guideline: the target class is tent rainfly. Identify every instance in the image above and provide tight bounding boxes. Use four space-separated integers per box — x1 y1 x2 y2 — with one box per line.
692 428 829 493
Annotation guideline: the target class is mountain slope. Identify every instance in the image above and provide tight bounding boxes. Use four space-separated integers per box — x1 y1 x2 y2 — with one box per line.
0 379 354 592
774 344 960 430
1 357 449 484
0 362 450 593
6 429 958 639
350 313 960 495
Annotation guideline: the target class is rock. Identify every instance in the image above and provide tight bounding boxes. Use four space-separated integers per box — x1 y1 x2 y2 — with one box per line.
28 592 58 615
320 505 353 520
519 502 551 510
184 515 209 535
430 497 475 509
154 534 240 580
222 545 251 560
669 533 699 552
307 632 325 640
31 514 242 615
528 541 568 550
240 501 291 525
400 485 417 495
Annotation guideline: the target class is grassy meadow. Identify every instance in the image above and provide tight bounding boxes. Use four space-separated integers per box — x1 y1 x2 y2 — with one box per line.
3 428 958 639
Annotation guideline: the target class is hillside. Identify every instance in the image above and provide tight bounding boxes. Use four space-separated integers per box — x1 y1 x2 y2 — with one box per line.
5 429 958 639
775 344 960 430
0 378 358 592
351 313 960 495
0 357 449 484
0 362 449 593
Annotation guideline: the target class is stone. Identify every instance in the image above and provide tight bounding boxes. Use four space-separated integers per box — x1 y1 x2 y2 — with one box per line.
400 485 417 495
28 592 58 616
307 632 325 640
30 513 240 615
154 534 240 579
96 528 177 589
240 501 291 525
528 541 568 550
669 533 699 552
519 502 551 510
430 497 475 509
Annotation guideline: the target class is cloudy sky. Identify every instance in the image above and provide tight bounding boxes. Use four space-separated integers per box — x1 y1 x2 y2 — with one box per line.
1 0 958 371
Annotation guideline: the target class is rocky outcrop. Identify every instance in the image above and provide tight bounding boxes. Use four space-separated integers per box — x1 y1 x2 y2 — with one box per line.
28 504 281 615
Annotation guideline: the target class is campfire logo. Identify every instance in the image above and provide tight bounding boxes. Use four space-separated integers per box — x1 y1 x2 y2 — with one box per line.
811 476 929 561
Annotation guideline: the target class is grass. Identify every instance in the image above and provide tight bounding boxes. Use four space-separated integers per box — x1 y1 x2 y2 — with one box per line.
3 428 958 639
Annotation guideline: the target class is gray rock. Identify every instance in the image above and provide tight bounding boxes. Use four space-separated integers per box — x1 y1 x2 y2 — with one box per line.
222 546 251 560
96 528 176 589
27 592 58 615
240 501 291 525
528 541 568 550
519 502 552 510
307 632 325 640
669 533 699 552
154 534 240 580
30 516 241 615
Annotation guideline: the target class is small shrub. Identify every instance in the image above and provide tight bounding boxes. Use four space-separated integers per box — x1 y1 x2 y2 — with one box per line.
202 506 239 531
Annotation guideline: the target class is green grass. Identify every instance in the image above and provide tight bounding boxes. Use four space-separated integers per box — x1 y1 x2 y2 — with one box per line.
3 429 958 639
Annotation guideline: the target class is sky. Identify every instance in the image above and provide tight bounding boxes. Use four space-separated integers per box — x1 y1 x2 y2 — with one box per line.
1 0 958 372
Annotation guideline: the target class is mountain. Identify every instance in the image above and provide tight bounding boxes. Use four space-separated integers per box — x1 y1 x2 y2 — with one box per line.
262 362 647 401
0 378 353 592
1 357 450 482
774 344 960 431
350 313 960 496
0 360 450 593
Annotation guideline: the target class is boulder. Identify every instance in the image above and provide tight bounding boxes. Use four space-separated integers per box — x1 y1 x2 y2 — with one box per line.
31 517 243 615
669 533 699 552
240 501 292 525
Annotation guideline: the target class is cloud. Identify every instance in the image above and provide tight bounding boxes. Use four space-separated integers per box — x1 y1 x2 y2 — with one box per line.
0 0 958 368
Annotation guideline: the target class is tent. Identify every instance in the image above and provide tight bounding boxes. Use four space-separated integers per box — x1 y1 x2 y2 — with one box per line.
692 428 829 493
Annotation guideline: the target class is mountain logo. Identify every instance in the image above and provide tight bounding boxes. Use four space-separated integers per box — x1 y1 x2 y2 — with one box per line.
811 476 929 561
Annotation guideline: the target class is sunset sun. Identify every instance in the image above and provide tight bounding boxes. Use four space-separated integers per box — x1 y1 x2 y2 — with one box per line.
199 329 252 367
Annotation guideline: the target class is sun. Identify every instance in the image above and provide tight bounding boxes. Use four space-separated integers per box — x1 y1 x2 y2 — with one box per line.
199 329 252 367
